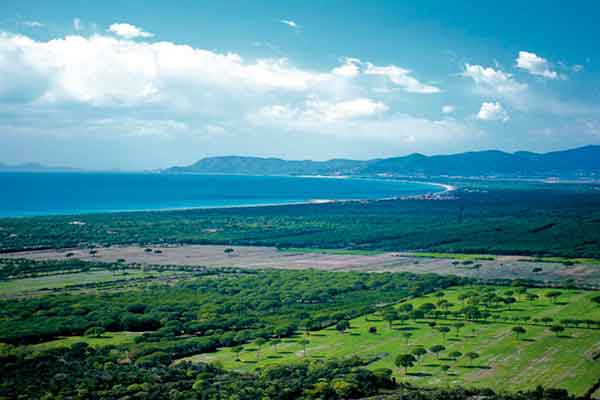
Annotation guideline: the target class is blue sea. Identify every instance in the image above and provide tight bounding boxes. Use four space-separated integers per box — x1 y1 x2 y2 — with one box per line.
0 172 440 217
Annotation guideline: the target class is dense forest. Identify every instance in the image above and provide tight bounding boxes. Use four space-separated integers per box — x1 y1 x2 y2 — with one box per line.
2 183 600 258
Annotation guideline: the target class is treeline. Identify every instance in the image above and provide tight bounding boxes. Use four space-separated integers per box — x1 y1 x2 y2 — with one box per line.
2 186 600 258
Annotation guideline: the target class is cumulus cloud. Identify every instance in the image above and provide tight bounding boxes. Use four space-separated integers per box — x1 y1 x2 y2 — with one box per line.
364 62 440 94
0 30 477 163
516 51 559 79
280 19 298 29
442 105 455 114
477 101 509 122
0 32 340 108
108 23 154 39
330 58 440 94
463 62 598 115
332 58 360 78
463 64 527 95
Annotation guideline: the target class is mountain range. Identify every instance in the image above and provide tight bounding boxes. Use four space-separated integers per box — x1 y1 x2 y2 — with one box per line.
164 145 600 178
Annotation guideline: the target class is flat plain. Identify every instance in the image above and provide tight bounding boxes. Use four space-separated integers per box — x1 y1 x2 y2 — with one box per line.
7 245 600 287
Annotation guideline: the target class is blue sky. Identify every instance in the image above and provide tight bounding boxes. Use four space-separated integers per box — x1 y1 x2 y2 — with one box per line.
1 0 599 169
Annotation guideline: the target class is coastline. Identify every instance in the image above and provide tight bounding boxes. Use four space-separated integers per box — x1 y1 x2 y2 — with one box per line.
0 177 453 219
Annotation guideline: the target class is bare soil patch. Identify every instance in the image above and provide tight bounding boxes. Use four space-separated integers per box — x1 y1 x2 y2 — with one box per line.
6 245 600 287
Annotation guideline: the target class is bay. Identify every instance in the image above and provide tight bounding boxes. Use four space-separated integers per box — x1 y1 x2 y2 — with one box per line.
0 172 440 217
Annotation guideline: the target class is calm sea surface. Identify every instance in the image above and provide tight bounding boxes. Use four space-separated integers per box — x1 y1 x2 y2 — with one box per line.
0 172 439 217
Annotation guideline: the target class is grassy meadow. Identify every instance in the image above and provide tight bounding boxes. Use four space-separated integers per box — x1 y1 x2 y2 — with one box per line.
182 286 600 396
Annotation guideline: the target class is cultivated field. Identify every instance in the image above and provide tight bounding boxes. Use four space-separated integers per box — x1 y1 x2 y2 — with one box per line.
181 286 600 396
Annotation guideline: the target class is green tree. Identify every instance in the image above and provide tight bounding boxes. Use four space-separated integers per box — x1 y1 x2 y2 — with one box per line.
512 326 526 340
449 351 462 360
395 354 417 374
412 347 427 363
429 344 446 359
383 309 398 328
540 317 554 326
545 291 562 303
465 351 479 366
549 325 565 337
402 332 412 345
336 320 350 333
526 293 539 302
438 326 450 340
504 297 517 310
453 322 465 336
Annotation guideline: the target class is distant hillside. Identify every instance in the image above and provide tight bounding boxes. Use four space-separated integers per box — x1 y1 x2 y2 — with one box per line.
364 145 600 177
165 156 371 176
165 145 600 177
0 162 78 172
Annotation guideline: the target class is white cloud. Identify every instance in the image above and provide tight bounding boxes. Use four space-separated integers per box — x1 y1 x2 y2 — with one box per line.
0 30 477 159
364 62 441 94
249 102 474 143
23 21 44 28
252 97 388 124
0 33 340 107
329 58 440 94
73 18 82 31
463 64 527 95
516 51 558 79
306 97 388 120
108 23 154 39
332 58 360 78
477 101 509 122
442 105 455 114
280 20 298 29
463 63 598 115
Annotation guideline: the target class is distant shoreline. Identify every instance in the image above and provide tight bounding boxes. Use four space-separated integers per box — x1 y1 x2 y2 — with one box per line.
0 174 450 218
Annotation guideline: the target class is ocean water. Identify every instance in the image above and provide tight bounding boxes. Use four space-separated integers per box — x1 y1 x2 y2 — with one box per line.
0 172 440 217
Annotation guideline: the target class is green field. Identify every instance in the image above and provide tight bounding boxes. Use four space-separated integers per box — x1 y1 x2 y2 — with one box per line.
182 286 600 396
0 268 194 297
28 331 141 351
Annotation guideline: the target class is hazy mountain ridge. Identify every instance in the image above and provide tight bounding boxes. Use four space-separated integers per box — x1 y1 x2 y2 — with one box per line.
0 162 78 172
164 145 600 177
166 156 372 176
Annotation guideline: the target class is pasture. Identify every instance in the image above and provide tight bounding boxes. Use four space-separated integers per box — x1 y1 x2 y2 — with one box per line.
182 286 600 396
